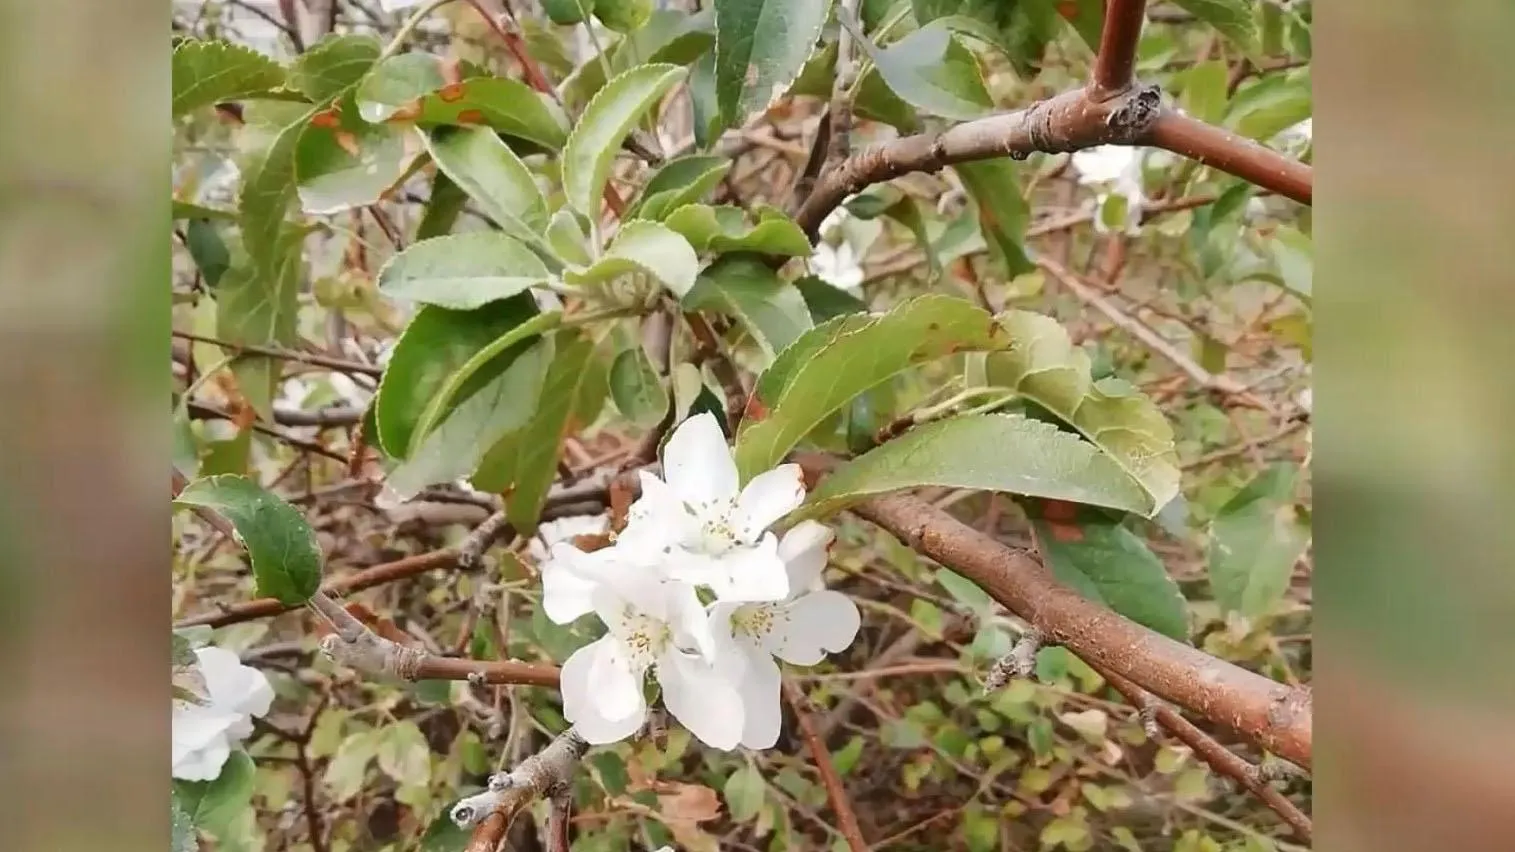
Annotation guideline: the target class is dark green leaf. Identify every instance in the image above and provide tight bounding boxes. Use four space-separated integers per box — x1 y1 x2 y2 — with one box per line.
415 170 467 239
562 64 687 217
631 155 732 221
1171 0 1258 52
420 811 473 852
610 346 668 427
561 9 716 112
1226 69 1312 142
288 34 382 102
793 275 867 322
689 52 722 149
682 255 813 358
423 126 551 253
1207 464 1310 617
185 219 231 287
1030 507 1189 641
913 0 1059 80
542 0 591 25
173 751 257 839
713 0 831 129
238 109 317 291
847 19 992 121
173 200 238 221
954 158 1034 277
378 232 551 310
174 476 321 604
172 39 287 117
594 0 654 33
801 415 1152 520
216 226 303 420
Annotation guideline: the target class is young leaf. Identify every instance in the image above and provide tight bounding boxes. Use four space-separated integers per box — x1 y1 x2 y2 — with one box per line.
847 19 993 121
800 415 1152 520
562 64 687 218
662 204 813 256
983 311 1180 514
294 91 420 214
713 0 831 129
378 232 551 310
374 296 544 458
1207 464 1310 618
175 475 322 604
1030 506 1190 642
954 159 1034 278
610 346 669 427
1171 0 1258 53
288 34 382 102
422 126 550 253
172 39 286 117
564 220 700 298
384 337 553 500
172 750 257 840
630 155 732 221
735 295 1011 479
682 255 813 358
216 226 303 420
483 333 610 534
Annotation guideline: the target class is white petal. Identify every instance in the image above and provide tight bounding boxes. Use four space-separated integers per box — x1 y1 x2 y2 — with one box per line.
769 591 861 666
734 647 783 750
712 535 790 603
657 650 745 751
666 582 717 660
661 413 739 508
196 646 274 719
172 736 232 782
172 705 241 761
541 544 600 624
732 464 806 540
662 549 731 592
621 471 701 555
560 637 647 744
777 520 835 595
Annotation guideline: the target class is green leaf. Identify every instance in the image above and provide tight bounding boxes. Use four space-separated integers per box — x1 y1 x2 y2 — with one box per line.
173 200 239 221
562 64 687 217
936 568 994 612
239 109 318 283
912 0 1059 80
662 204 813 256
594 0 654 33
481 333 610 533
173 751 257 839
610 346 669 427
355 52 446 121
415 171 467 239
376 720 432 787
1057 0 1107 50
185 219 231 287
801 415 1151 520
175 475 323 604
422 126 551 252
561 9 716 112
1176 59 1230 126
788 42 919 133
682 255 813 359
713 0 831 129
420 811 473 852
1226 68 1312 142
982 310 1180 514
416 77 571 150
564 220 700 298
794 275 867 322
324 729 379 800
171 787 196 852
378 232 551 310
289 34 382 102
1207 464 1310 618
954 158 1034 278
724 764 766 823
631 155 732 221
172 39 287 117
1268 225 1312 304
848 19 992 121
216 226 303 420
1171 0 1258 52
735 295 1011 479
546 209 594 267
294 91 419 214
374 296 545 457
1030 508 1190 641
543 0 591 24
689 52 722 148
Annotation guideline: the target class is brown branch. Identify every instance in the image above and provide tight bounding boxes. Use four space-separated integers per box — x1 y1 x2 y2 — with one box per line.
453 728 590 832
185 402 351 463
414 655 560 687
545 791 573 852
172 330 383 377
1092 0 1149 95
828 1 864 168
815 473 1311 768
783 681 868 852
1144 110 1312 205
1094 664 1313 842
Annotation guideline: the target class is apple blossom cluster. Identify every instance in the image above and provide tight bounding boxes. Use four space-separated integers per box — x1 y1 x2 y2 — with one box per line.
172 645 274 781
536 413 861 750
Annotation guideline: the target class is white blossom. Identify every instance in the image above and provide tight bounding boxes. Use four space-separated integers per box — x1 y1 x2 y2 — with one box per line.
617 413 803 603
556 563 745 750
709 521 861 749
1072 146 1146 235
172 646 274 781
527 513 610 564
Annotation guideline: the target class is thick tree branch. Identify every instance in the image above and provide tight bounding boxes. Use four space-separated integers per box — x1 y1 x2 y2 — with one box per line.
1092 0 1149 95
828 484 1312 768
1144 111 1313 205
451 727 589 829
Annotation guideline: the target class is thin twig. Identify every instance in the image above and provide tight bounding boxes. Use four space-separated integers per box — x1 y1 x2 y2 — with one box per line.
783 681 868 852
172 330 382 377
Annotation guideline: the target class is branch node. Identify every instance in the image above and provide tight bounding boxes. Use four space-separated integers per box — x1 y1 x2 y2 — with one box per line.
1252 756 1307 786
984 627 1043 691
1139 702 1163 739
1104 83 1163 142
457 510 512 571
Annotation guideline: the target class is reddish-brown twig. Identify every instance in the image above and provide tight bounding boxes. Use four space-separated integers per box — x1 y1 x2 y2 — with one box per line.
783 681 868 852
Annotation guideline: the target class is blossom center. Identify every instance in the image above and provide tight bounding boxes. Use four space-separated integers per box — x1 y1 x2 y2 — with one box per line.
620 608 672 666
732 603 781 640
